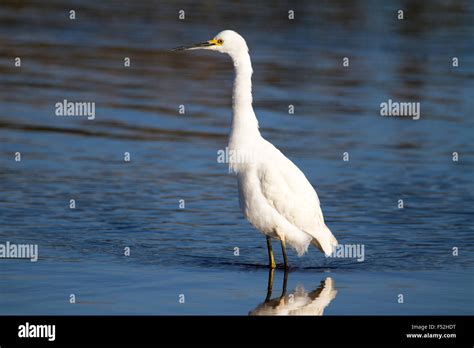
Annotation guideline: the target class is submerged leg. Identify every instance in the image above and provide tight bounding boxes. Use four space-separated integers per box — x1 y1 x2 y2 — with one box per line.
265 268 275 302
281 239 289 269
278 268 289 304
266 236 276 269
282 268 288 296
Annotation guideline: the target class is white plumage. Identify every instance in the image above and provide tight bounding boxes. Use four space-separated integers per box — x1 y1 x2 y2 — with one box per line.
175 30 338 268
249 277 337 316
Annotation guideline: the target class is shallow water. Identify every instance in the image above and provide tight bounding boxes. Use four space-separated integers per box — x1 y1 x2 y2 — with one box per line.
0 0 473 315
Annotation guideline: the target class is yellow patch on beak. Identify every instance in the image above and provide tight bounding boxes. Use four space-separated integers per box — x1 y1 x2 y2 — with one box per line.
209 39 222 46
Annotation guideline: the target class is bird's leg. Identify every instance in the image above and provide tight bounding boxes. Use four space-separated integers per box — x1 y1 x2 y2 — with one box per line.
282 268 288 296
280 239 289 269
265 268 275 302
278 268 289 305
266 236 276 269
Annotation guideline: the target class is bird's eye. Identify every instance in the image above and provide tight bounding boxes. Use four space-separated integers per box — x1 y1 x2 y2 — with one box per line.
217 39 224 45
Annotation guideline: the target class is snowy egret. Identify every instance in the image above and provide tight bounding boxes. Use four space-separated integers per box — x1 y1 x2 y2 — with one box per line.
174 30 338 268
249 271 337 315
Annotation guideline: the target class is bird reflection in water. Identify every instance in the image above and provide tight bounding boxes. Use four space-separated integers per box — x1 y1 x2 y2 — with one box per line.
249 269 337 316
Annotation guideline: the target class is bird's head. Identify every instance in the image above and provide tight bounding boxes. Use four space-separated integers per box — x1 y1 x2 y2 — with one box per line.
173 30 249 58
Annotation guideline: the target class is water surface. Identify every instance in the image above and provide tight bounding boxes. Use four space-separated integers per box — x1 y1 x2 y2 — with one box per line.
0 0 473 315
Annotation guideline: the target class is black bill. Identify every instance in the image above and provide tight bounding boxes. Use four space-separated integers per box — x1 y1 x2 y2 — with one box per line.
172 41 215 51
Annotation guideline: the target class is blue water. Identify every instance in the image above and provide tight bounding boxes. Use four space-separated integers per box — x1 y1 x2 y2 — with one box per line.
0 0 473 315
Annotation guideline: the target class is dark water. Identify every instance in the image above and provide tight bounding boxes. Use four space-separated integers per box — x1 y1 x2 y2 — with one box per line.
0 0 473 314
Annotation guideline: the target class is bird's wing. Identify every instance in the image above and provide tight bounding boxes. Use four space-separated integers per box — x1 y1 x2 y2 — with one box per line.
258 141 336 254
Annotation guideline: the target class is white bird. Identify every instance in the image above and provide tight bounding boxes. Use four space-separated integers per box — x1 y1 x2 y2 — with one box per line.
174 30 338 268
249 277 338 316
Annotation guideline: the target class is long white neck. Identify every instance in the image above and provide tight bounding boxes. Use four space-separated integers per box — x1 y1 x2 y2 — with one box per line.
229 51 260 146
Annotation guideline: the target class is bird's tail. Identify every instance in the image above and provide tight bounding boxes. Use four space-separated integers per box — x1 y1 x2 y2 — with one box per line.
311 225 338 256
